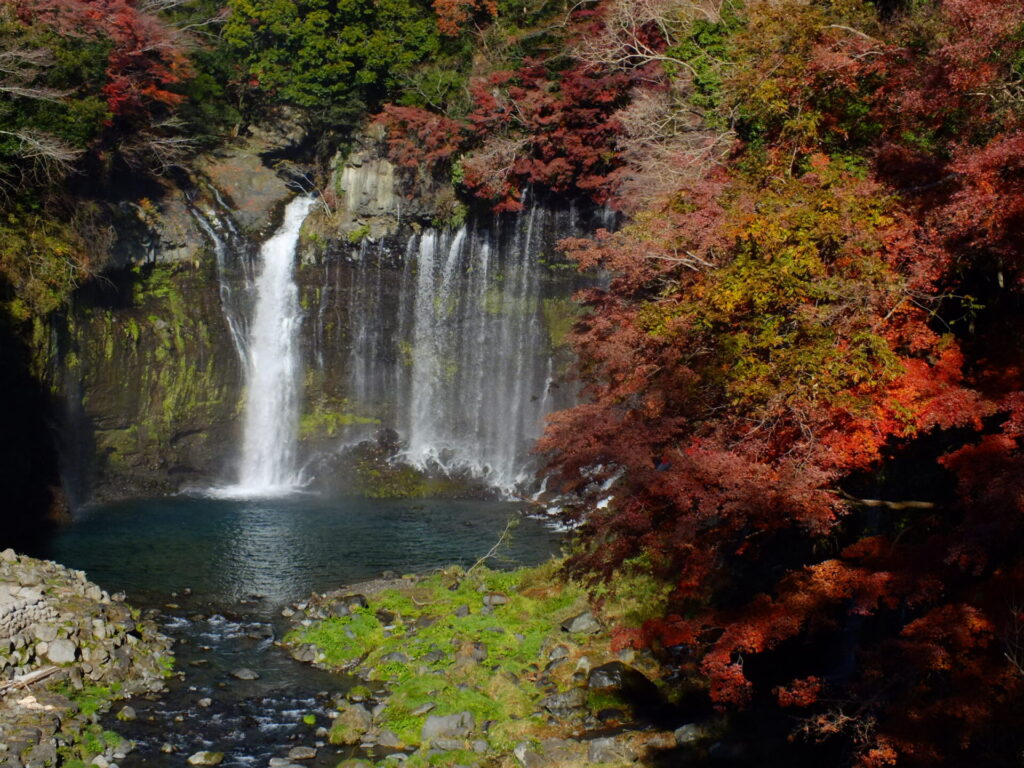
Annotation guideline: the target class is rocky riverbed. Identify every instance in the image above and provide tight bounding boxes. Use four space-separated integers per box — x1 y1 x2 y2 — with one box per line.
0 550 172 767
0 547 727 767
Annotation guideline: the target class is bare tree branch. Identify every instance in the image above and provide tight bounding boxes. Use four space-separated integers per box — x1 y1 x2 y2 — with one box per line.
573 0 727 77
0 130 82 186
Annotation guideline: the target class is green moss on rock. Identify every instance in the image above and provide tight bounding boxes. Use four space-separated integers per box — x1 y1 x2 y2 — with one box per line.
287 563 588 750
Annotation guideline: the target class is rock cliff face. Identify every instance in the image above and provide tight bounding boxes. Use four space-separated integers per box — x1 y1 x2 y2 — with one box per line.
324 123 455 241
51 130 301 502
48 125 603 503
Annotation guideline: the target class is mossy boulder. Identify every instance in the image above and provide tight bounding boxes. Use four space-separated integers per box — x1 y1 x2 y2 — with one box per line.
328 703 372 745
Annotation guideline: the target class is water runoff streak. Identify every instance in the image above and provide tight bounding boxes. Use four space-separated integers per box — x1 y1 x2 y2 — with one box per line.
222 195 315 496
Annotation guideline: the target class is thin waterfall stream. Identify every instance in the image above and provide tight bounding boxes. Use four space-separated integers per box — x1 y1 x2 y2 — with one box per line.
327 200 598 494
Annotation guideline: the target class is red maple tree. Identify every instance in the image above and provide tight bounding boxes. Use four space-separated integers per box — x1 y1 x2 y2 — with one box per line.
535 1 1024 764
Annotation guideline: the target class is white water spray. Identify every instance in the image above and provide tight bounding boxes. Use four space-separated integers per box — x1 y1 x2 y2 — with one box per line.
398 204 558 492
222 195 315 495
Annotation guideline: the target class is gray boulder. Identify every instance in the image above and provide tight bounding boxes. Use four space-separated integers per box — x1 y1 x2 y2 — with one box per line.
32 623 58 643
378 730 403 748
46 638 77 664
675 722 709 745
290 644 317 663
329 703 373 745
587 736 637 763
541 688 586 714
560 611 601 635
422 711 474 742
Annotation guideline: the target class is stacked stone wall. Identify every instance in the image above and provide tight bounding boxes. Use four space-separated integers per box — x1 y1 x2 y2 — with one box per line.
0 586 57 646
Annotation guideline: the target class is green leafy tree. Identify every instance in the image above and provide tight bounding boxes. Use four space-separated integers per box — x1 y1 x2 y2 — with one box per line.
223 0 448 126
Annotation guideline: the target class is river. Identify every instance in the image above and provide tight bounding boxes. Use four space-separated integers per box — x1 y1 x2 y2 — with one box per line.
30 493 562 766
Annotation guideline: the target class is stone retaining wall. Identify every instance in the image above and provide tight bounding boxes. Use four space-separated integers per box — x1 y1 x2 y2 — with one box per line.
0 585 57 646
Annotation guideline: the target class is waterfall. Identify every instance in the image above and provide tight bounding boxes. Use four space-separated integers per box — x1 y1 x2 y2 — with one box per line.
398 211 558 491
320 200 586 494
201 194 597 497
223 195 316 495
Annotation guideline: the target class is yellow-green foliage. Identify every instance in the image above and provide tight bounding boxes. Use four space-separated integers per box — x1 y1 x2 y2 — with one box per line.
589 556 674 630
661 164 904 421
0 212 90 322
724 0 881 148
49 682 126 767
347 224 372 244
542 296 582 350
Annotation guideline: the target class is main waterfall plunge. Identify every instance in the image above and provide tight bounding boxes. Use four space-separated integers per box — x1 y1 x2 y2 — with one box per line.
232 196 315 493
197 194 602 496
203 195 314 496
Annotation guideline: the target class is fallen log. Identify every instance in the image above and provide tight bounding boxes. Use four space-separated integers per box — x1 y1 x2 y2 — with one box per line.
0 665 59 695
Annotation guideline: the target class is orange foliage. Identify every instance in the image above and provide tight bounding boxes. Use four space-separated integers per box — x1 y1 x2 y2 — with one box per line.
432 0 496 36
12 0 192 120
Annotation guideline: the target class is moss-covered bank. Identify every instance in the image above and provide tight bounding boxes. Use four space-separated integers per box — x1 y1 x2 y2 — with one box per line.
283 560 716 768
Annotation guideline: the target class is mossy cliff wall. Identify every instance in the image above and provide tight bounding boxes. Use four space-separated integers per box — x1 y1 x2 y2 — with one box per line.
54 260 243 501
47 132 297 503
